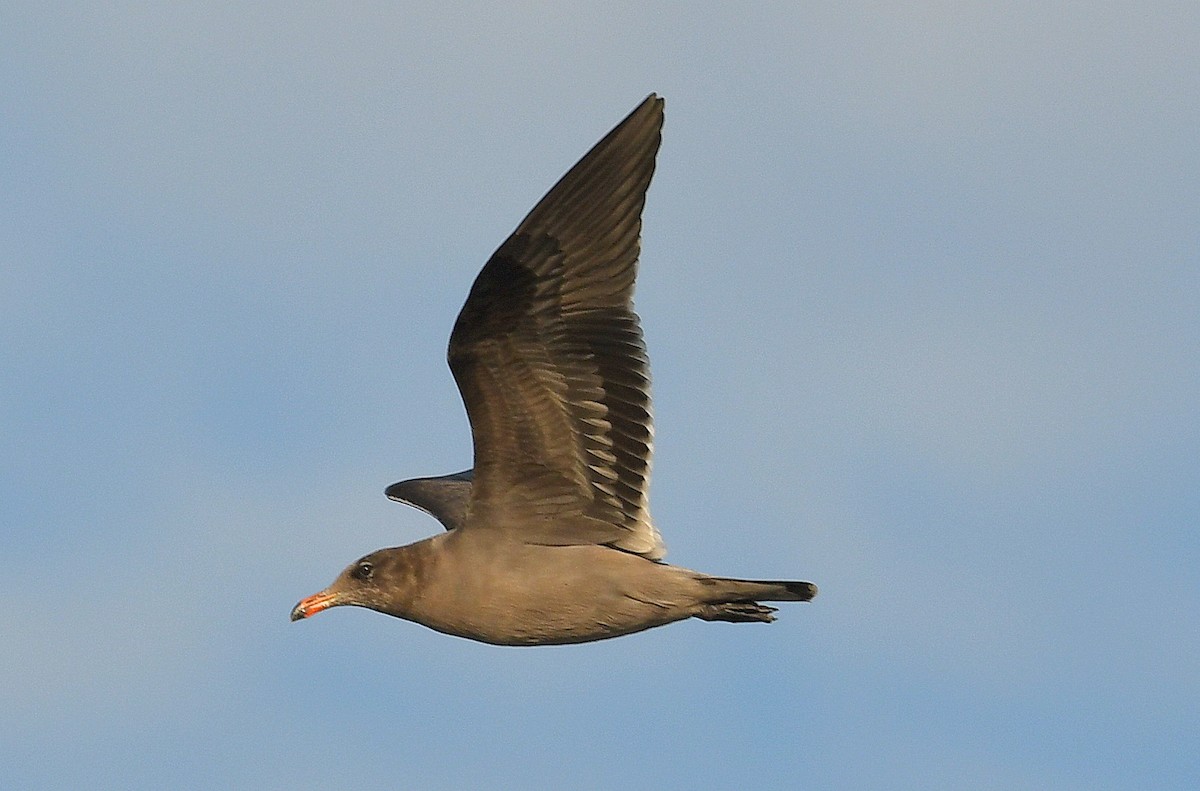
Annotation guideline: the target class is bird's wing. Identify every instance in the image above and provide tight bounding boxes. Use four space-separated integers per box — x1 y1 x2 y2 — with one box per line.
447 94 664 559
385 470 474 531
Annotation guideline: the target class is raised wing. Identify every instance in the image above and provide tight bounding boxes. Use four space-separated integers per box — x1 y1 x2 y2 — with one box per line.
446 95 664 559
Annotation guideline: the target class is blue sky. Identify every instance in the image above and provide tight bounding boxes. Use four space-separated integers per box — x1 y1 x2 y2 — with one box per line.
3 4 1197 789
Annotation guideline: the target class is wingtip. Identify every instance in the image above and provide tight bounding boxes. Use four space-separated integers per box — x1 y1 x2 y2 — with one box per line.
629 93 664 124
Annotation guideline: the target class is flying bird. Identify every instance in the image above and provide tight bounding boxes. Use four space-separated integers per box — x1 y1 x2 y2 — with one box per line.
291 94 816 645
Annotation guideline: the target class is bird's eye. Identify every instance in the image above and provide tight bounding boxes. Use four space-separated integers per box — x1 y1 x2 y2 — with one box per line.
351 561 374 581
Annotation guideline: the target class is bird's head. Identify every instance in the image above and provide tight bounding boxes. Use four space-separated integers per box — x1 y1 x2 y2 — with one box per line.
290 548 413 622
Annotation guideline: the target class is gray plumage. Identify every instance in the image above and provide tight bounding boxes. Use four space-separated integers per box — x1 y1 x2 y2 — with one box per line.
291 95 816 645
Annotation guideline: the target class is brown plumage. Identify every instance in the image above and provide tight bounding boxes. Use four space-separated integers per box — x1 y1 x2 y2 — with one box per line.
291 95 816 645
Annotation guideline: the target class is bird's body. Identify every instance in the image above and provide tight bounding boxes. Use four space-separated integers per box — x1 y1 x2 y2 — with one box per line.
291 94 816 645
312 529 812 646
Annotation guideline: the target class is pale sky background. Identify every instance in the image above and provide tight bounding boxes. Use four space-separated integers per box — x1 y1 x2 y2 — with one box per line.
3 4 1197 789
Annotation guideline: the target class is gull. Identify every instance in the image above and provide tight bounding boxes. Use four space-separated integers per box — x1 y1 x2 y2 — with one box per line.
291 95 816 645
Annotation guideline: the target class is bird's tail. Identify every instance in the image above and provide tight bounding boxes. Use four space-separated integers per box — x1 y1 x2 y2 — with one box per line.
695 577 817 623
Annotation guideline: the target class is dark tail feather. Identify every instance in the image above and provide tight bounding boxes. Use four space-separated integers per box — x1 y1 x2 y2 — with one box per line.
713 577 818 602
695 577 817 624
